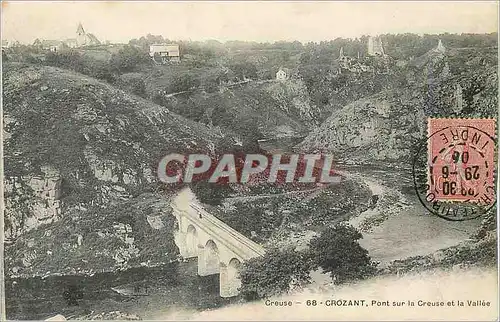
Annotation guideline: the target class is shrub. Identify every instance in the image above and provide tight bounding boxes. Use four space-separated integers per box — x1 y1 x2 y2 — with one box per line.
109 45 150 73
117 74 147 98
45 50 83 70
308 223 377 284
45 50 115 83
229 62 258 81
168 73 200 93
191 182 233 206
239 247 312 300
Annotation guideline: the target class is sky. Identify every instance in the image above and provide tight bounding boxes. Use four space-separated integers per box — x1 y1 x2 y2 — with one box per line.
1 1 498 44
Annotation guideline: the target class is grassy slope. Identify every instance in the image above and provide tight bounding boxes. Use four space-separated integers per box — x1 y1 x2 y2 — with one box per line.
3 62 221 178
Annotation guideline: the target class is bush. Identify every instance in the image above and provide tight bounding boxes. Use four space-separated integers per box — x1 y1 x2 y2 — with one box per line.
239 247 312 300
168 73 200 93
117 74 147 98
308 223 377 284
191 182 233 206
45 50 115 83
229 62 258 81
45 50 83 70
109 45 150 73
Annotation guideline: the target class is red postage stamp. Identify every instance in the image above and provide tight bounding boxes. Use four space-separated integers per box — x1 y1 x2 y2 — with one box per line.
427 118 496 204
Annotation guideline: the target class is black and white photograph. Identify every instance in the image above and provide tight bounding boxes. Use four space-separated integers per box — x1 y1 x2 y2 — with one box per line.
1 1 498 320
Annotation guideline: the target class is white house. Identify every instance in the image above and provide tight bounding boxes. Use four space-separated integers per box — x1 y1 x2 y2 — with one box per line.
276 68 289 81
149 43 181 63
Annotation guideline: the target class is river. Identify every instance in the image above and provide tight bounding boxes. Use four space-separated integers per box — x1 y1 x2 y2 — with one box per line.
5 259 239 320
337 164 481 265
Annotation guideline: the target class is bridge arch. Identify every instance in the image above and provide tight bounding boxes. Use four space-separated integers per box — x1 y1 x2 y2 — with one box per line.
228 258 242 280
220 258 242 297
199 239 220 276
185 224 198 258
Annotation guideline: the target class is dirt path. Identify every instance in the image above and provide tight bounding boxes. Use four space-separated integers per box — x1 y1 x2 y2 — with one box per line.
222 185 325 205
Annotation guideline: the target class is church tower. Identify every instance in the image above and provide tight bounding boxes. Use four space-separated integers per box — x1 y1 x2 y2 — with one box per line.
76 23 86 47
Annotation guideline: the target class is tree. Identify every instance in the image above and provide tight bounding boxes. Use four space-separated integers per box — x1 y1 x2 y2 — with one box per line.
239 247 312 300
229 62 258 81
308 223 377 284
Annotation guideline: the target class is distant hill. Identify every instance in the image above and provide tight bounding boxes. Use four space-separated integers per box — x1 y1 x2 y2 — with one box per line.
296 46 498 165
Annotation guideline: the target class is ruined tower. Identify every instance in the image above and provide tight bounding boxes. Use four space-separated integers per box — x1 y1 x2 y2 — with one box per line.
368 36 384 56
435 39 446 53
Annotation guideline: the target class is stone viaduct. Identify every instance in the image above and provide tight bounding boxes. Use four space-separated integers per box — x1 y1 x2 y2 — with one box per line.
170 187 266 298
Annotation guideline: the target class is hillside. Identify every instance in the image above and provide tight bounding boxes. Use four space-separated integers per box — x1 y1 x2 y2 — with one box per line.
296 46 498 164
3 63 224 276
154 79 318 144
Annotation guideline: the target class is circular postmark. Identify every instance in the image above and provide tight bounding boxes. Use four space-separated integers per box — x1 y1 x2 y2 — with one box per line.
412 119 497 221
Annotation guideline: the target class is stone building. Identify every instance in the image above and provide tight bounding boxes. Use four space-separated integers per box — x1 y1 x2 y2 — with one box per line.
36 23 100 51
73 23 101 47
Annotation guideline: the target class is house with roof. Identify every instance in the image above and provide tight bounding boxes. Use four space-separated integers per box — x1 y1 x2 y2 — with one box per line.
64 39 79 49
149 43 181 63
61 23 100 48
